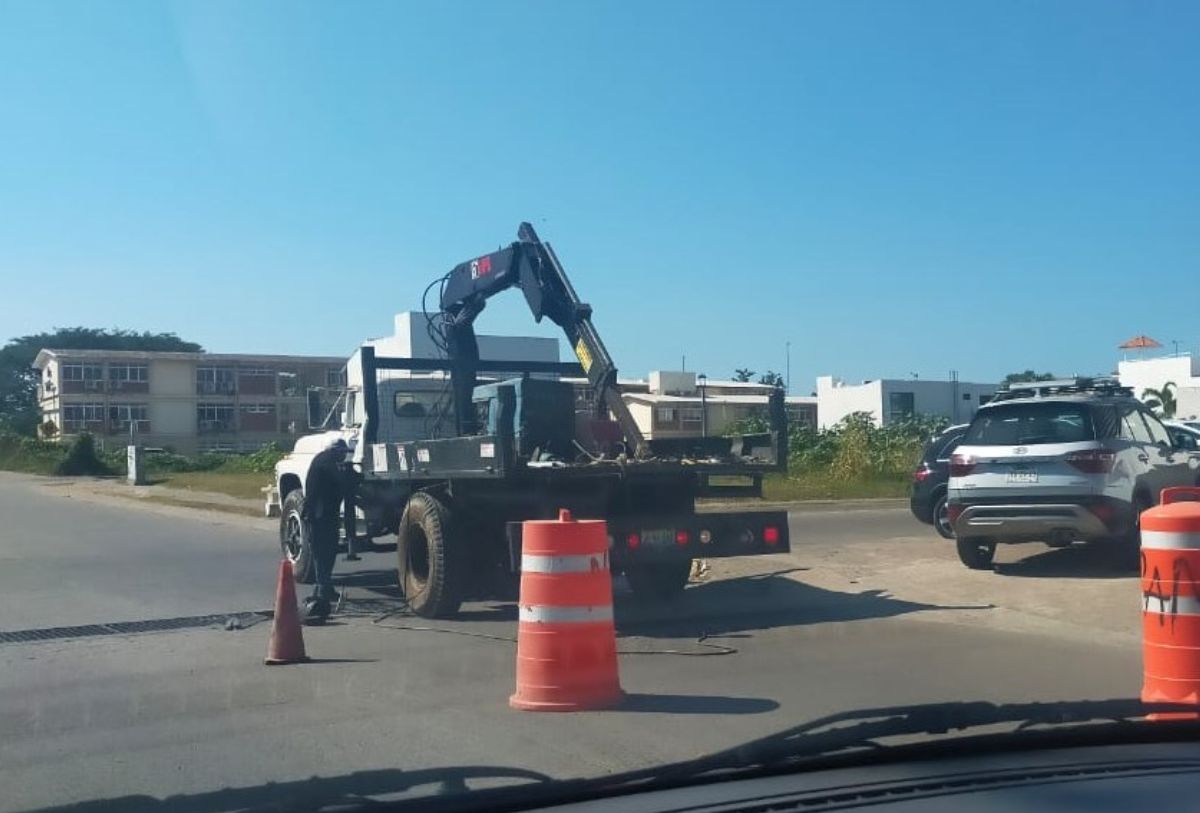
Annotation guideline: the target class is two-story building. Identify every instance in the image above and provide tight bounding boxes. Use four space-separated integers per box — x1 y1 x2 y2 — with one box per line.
621 371 818 440
34 349 347 454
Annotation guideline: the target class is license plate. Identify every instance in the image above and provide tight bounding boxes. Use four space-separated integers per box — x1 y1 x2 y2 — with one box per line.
1007 471 1038 484
641 528 674 548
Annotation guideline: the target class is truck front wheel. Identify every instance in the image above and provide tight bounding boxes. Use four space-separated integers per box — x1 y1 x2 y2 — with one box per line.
398 492 462 618
279 490 315 584
625 559 691 601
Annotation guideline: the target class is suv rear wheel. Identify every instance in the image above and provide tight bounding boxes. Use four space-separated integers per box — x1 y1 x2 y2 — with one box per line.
956 537 996 570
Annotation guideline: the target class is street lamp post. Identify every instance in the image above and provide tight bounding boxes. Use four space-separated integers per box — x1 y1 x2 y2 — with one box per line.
698 373 708 438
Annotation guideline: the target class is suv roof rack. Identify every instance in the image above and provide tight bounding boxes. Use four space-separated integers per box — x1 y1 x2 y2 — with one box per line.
989 376 1133 403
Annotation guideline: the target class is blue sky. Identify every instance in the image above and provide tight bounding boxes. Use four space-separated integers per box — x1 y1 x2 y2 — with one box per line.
2 1 1197 392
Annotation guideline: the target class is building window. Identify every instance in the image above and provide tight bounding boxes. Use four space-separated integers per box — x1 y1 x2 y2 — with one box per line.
327 368 347 388
962 392 972 401
680 407 704 430
62 364 106 391
62 364 104 381
196 367 236 395
109 403 149 433
887 391 915 422
108 364 148 383
63 404 105 421
653 407 678 430
197 403 236 432
62 403 105 431
239 403 276 414
239 367 275 377
108 364 149 392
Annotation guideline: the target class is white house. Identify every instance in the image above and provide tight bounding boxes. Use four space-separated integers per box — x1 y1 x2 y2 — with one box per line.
1117 354 1200 420
816 375 997 429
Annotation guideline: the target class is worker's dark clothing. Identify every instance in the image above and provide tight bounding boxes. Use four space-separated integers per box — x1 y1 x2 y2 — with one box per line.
303 445 346 612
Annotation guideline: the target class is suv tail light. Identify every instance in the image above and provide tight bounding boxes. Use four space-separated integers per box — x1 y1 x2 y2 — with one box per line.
913 464 932 483
947 503 964 525
1066 449 1115 474
949 453 977 477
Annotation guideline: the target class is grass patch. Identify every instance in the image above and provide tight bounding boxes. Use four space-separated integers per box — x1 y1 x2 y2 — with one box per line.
761 471 911 501
152 470 272 501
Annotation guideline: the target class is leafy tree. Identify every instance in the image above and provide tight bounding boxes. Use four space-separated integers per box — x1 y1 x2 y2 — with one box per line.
1142 382 1178 418
1003 370 1056 385
757 370 785 388
732 368 755 383
0 328 203 435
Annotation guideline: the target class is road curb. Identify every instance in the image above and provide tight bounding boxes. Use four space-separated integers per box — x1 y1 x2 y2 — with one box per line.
698 497 908 513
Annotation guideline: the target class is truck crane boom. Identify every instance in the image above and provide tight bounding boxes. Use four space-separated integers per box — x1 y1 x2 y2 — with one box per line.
438 222 647 457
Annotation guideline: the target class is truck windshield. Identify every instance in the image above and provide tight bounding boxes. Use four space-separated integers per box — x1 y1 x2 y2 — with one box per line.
964 403 1095 446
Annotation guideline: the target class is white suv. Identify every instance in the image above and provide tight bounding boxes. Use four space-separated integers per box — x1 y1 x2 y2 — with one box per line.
948 379 1199 569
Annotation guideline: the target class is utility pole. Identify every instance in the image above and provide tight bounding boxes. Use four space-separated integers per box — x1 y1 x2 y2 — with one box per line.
785 341 791 395
1173 339 1181 357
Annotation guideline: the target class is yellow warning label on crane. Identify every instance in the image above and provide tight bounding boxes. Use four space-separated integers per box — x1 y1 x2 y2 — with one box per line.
574 338 593 374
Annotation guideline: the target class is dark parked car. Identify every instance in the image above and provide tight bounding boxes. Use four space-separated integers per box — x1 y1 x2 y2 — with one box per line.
910 423 968 539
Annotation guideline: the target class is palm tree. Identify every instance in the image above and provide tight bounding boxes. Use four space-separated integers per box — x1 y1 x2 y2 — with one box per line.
1142 382 1178 418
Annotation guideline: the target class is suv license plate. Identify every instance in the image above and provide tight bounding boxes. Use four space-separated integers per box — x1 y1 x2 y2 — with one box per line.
642 529 674 549
1007 471 1038 484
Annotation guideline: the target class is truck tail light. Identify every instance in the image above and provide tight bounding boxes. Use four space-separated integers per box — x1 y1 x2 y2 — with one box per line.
949 453 977 477
763 526 780 545
675 530 690 546
626 532 640 550
947 503 964 525
1066 449 1115 474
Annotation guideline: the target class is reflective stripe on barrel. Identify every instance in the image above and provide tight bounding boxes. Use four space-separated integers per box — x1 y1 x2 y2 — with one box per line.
521 552 610 574
1142 530 1200 550
518 604 614 623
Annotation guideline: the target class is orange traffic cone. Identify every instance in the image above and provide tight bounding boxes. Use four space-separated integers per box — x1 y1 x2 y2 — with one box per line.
510 509 623 711
265 559 308 665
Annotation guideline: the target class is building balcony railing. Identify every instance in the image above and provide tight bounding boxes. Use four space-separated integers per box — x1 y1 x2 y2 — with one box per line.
196 382 237 396
62 420 106 434
108 420 151 435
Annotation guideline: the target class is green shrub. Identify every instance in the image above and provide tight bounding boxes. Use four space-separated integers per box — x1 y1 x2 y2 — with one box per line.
0 433 68 474
55 433 112 476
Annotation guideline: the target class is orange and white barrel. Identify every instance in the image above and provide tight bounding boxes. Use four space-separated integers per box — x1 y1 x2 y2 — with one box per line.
509 509 623 711
1141 487 1200 708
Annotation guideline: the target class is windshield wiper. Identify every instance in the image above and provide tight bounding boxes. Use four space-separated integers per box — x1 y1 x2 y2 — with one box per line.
593 698 1199 792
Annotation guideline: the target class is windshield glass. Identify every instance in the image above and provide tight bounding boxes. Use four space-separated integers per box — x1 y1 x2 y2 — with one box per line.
2 2 1196 811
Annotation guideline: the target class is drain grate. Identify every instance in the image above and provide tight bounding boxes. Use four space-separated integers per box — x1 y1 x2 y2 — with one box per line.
0 611 271 645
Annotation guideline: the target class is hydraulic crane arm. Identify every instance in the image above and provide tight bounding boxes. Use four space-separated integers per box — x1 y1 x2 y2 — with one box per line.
438 222 647 457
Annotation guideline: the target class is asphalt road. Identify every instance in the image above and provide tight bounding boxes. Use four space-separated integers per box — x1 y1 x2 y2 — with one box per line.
0 473 1146 812
0 473 281 630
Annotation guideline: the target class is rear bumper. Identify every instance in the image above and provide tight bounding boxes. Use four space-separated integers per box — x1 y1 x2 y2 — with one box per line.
505 511 790 571
951 497 1132 543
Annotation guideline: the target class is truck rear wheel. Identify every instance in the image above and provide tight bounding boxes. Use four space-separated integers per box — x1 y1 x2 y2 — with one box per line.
280 490 315 583
397 492 462 618
625 559 691 601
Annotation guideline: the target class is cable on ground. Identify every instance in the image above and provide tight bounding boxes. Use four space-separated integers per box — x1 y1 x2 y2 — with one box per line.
363 600 737 656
